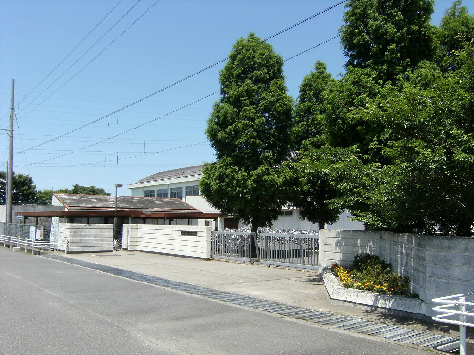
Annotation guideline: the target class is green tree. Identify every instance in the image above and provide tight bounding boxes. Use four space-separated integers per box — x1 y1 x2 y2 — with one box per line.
292 61 334 149
287 146 356 229
200 33 293 238
298 2 474 235
340 0 435 82
68 184 109 195
434 0 474 71
287 62 342 228
37 189 54 205
336 61 474 235
0 171 38 205
37 184 110 205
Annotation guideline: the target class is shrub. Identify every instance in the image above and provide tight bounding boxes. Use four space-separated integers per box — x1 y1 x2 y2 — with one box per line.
333 254 417 298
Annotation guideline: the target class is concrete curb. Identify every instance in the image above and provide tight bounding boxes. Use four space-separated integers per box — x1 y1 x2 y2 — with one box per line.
322 267 427 316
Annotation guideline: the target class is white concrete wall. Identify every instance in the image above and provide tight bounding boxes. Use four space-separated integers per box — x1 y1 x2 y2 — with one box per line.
319 230 474 316
123 224 212 259
326 210 365 230
184 195 220 213
58 224 113 253
129 174 365 232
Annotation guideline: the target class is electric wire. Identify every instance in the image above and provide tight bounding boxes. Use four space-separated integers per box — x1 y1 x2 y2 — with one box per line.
19 0 157 118
25 35 339 168
16 1 122 109
13 113 31 176
264 0 347 41
285 35 339 62
28 92 218 166
17 1 345 156
35 142 208 168
18 0 142 115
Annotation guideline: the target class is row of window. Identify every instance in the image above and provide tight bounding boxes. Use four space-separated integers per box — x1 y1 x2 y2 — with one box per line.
144 185 200 199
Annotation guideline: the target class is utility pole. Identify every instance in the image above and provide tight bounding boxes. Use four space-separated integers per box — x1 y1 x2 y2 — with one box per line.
7 79 14 224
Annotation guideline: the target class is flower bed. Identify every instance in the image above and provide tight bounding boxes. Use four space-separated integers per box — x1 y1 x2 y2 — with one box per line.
332 254 417 298
323 268 426 316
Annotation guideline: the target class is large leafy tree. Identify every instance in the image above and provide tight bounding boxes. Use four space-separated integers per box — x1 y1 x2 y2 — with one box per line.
342 60 474 235
287 62 342 228
340 0 435 82
0 171 38 205
296 0 474 236
292 61 334 150
200 33 293 236
434 0 474 72
68 184 109 195
37 184 110 205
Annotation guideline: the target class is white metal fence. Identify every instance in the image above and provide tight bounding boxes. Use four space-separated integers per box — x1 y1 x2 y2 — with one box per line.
259 233 319 269
1 222 56 254
433 293 474 355
211 231 319 269
211 231 254 260
1 222 51 241
0 235 58 254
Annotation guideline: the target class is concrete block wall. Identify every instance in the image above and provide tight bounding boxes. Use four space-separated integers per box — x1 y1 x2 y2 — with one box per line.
123 224 212 259
319 230 474 316
58 224 113 253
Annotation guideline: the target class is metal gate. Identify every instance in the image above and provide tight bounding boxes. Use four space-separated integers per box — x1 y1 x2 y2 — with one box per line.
211 231 319 269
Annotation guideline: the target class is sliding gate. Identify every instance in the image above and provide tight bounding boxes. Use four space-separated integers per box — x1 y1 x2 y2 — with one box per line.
211 231 319 269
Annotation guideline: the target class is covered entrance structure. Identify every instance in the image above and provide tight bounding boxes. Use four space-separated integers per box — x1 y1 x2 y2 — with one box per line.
16 194 222 254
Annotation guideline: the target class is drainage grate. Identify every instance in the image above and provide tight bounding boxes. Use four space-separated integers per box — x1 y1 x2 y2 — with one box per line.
44 255 459 353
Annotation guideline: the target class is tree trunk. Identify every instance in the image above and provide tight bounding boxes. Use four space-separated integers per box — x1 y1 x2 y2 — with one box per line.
318 218 326 230
250 221 258 259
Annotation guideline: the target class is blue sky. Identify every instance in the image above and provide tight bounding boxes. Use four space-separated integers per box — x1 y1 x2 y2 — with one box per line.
0 0 468 195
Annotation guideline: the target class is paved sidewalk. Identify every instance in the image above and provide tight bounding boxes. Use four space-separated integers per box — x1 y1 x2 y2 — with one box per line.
48 250 463 339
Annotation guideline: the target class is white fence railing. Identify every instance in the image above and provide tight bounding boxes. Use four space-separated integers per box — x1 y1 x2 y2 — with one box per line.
433 293 474 355
1 222 51 241
0 235 58 254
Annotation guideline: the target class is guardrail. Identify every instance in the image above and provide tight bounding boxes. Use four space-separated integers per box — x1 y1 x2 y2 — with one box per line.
433 293 474 355
0 235 58 254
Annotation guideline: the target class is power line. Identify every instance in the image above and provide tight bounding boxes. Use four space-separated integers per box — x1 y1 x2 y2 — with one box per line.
264 0 347 41
13 112 31 176
28 92 217 166
285 35 339 62
17 1 345 156
57 142 209 168
16 1 122 109
18 0 152 117
24 33 341 167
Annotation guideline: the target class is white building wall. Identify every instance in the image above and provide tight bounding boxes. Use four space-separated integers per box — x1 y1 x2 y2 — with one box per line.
129 175 202 199
129 172 364 232
123 224 211 258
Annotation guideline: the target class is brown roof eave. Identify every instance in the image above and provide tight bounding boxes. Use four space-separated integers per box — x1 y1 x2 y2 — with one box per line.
16 210 223 219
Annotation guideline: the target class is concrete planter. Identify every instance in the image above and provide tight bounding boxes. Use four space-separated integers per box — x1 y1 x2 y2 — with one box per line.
322 268 426 316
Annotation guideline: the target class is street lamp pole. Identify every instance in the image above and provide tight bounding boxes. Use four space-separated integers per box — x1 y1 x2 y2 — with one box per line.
114 184 122 244
114 184 122 211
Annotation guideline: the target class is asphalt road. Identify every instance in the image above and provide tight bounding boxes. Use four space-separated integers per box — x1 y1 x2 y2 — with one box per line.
0 248 435 355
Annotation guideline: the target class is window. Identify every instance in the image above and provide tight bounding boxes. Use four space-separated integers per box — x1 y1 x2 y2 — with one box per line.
156 189 168 198
144 190 155 197
185 185 200 196
280 210 293 216
170 187 183 199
